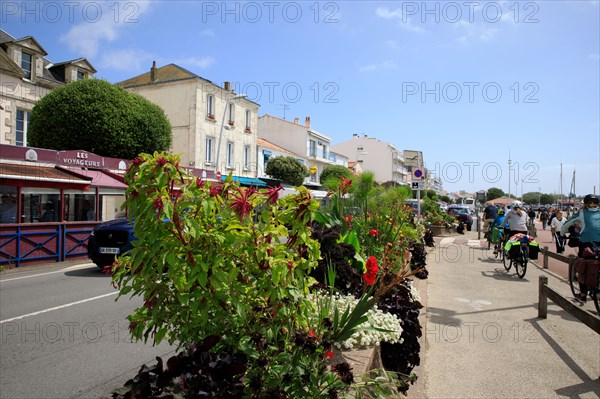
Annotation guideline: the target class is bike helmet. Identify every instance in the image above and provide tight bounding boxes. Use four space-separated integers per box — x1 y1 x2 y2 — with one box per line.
510 200 523 209
583 194 599 205
497 208 505 215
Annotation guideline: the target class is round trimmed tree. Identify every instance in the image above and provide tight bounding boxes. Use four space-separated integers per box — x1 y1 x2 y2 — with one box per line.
265 156 308 186
319 164 353 184
28 79 171 159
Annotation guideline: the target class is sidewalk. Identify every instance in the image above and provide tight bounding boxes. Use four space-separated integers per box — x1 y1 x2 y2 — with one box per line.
409 229 600 399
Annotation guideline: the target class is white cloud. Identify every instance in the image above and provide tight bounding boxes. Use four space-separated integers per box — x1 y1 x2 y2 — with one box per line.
59 1 152 58
199 29 215 38
455 20 499 44
359 61 397 73
375 7 426 33
386 40 400 49
100 49 154 72
175 56 215 70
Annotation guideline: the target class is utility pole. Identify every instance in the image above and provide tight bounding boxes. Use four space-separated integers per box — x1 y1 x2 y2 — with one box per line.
508 152 512 200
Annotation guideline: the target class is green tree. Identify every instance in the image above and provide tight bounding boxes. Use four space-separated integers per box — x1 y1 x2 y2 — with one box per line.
540 193 557 205
28 79 171 159
319 164 353 184
439 195 451 203
265 156 309 186
522 192 541 204
486 187 505 201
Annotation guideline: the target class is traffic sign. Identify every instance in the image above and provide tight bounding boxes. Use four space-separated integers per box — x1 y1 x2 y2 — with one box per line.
414 169 423 179
309 165 317 174
411 181 423 191
216 171 222 180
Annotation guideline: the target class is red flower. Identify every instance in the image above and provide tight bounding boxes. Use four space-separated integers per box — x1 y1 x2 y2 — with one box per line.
131 157 143 166
369 229 379 237
366 256 379 273
209 184 223 197
338 177 353 194
156 157 168 167
362 271 377 286
308 329 315 337
152 197 164 211
342 214 352 229
325 351 334 359
196 177 204 188
230 186 256 220
264 185 284 205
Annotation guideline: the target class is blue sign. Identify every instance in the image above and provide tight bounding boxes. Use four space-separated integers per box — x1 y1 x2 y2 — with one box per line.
414 169 423 178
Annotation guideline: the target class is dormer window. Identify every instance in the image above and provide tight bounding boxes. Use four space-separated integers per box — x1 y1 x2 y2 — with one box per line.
22 51 32 79
77 70 85 80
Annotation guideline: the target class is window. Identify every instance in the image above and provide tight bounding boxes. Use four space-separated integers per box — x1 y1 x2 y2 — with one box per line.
206 94 215 118
322 144 328 159
22 51 32 79
77 70 85 80
226 142 234 168
245 109 251 130
263 150 271 167
309 139 317 157
244 145 250 168
227 102 235 124
0 186 18 224
205 136 214 163
16 109 31 146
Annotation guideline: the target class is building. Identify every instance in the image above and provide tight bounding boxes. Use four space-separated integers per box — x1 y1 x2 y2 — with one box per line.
258 114 334 187
257 137 305 180
118 63 260 180
333 134 410 185
0 29 96 147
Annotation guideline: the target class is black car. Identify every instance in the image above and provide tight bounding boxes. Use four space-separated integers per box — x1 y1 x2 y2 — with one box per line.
446 205 473 231
87 217 135 268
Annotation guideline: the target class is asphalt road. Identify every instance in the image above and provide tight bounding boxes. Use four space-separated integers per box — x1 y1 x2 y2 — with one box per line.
0 262 176 399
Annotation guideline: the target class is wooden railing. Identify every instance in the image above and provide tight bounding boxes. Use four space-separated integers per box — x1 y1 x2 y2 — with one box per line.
536 246 600 332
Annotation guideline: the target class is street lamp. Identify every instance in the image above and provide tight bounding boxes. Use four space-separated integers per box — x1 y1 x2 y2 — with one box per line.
215 93 247 176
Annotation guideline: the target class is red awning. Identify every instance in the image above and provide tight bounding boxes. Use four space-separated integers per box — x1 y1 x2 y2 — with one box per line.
59 167 127 189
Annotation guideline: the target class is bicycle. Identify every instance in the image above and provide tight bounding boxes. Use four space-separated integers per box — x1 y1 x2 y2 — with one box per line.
568 247 600 314
505 236 529 279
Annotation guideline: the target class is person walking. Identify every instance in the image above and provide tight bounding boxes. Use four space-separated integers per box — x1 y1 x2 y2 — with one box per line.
539 208 549 230
528 208 536 226
561 194 600 301
550 210 567 253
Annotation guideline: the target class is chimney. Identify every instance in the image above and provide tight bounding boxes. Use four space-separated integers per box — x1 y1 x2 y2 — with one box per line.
224 81 231 92
150 61 157 82
305 116 311 128
293 118 299 124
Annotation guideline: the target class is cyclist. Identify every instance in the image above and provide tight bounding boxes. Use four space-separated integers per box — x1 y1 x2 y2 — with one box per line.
561 194 600 301
501 200 528 239
491 208 505 254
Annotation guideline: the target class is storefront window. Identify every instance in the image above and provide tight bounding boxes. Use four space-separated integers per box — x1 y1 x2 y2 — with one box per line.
0 186 18 224
63 191 96 221
20 188 60 223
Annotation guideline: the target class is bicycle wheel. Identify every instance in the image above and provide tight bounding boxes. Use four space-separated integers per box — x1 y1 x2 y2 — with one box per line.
503 247 510 271
515 251 528 279
568 261 581 298
494 244 500 259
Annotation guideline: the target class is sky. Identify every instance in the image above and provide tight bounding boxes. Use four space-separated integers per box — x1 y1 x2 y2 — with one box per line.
3 0 599 197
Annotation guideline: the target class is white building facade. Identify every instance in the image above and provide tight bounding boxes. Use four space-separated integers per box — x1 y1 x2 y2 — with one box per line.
118 63 260 179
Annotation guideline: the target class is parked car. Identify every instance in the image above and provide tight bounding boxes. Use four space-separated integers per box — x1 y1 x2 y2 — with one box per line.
87 217 135 268
446 205 473 231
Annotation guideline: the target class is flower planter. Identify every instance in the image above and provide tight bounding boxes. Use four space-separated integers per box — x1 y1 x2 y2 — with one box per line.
429 224 456 236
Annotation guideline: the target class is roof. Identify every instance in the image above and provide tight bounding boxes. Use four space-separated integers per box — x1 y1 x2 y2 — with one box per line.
0 163 92 187
257 138 299 157
117 63 210 88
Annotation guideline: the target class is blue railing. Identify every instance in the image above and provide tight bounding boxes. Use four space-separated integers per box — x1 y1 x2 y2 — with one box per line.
0 223 95 267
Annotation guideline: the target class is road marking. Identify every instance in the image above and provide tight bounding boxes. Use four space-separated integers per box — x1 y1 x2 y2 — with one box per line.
0 292 118 324
0 263 95 283
467 239 481 247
